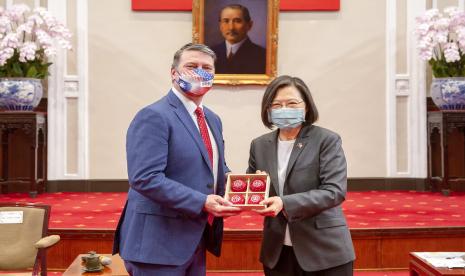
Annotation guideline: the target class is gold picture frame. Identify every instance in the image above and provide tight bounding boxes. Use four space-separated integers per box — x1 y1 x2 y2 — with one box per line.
193 0 279 85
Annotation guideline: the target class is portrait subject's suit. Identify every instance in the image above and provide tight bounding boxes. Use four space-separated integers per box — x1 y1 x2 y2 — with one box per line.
113 90 228 267
212 38 266 74
247 125 355 272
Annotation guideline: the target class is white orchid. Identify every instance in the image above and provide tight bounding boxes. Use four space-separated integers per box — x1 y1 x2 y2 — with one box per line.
0 4 71 78
415 7 465 77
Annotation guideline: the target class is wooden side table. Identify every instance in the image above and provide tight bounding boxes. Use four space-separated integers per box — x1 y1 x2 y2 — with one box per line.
63 254 129 276
427 111 465 195
0 111 46 198
410 252 465 276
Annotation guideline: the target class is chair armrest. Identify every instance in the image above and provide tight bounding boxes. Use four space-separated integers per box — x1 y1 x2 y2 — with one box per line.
34 235 60 249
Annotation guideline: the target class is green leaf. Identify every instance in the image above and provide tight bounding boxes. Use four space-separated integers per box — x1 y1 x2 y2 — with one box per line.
0 49 51 79
12 63 23 77
26 65 38 78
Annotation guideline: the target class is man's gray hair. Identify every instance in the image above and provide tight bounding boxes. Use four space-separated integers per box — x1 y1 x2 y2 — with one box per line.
171 43 217 69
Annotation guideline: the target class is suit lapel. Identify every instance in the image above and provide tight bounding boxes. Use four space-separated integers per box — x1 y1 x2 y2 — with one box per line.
168 91 213 174
218 42 227 60
235 38 252 59
285 125 312 179
266 131 280 196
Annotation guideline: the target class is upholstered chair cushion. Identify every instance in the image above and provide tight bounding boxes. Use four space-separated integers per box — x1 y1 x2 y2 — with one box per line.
0 207 44 270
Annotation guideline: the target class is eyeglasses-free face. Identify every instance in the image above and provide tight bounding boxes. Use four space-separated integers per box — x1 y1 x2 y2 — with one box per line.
219 7 252 44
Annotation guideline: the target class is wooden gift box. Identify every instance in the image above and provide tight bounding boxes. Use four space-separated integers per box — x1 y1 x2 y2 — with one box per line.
224 174 270 210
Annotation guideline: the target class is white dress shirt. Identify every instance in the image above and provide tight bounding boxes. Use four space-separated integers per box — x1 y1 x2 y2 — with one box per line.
277 138 295 246
225 38 247 57
172 87 219 194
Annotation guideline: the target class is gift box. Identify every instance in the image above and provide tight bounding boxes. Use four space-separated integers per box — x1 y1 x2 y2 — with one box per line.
224 174 270 210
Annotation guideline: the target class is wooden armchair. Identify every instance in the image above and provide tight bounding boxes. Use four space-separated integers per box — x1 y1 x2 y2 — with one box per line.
0 202 60 276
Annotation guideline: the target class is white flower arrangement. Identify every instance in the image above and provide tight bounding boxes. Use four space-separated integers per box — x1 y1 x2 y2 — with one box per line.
416 7 465 77
0 4 71 78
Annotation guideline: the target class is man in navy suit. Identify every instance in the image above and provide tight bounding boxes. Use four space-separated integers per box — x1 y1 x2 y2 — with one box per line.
211 4 266 74
113 43 241 276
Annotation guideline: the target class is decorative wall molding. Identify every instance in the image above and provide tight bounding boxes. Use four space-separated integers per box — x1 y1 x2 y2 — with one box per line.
408 0 427 179
395 77 410 96
47 0 89 180
386 0 427 178
386 0 397 176
64 79 79 98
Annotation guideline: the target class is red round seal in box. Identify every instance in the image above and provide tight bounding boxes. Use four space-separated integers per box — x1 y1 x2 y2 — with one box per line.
229 194 245 205
250 179 266 192
248 194 264 204
231 179 247 192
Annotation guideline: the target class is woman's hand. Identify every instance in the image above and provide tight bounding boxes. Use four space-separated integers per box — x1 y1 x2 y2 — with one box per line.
252 170 280 216
253 196 283 217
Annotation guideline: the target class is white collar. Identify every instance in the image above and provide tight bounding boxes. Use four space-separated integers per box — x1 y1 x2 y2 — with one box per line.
226 37 247 56
172 87 202 116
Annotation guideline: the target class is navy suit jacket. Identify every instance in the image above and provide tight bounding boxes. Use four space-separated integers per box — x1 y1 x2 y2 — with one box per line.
113 90 228 266
212 38 266 74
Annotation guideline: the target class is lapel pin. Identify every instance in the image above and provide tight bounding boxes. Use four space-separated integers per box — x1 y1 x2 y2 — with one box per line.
297 143 303 149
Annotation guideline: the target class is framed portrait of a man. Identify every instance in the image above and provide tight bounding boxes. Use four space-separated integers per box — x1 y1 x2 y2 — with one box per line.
193 0 278 85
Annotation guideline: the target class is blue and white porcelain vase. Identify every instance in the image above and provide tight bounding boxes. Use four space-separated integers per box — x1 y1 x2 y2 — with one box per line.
0 78 43 111
430 77 465 110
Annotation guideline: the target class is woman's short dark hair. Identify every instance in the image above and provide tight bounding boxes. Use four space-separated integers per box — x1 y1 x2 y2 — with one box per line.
261 75 319 129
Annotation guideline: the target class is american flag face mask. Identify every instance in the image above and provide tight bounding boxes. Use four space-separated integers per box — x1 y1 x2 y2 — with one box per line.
176 68 214 97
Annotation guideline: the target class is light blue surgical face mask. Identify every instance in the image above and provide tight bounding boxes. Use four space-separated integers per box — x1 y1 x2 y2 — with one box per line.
269 108 305 129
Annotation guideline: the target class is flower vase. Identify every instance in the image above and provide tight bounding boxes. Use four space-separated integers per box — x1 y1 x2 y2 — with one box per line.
0 78 43 111
430 78 465 110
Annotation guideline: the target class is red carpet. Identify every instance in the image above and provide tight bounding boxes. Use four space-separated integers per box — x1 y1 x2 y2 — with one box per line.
0 192 125 228
342 190 465 228
0 191 464 230
226 190 465 230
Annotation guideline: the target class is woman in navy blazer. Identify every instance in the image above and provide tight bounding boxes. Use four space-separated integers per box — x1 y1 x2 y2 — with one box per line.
248 75 355 275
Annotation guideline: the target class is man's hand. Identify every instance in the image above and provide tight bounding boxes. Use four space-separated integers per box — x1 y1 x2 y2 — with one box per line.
253 196 283 217
204 194 242 217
